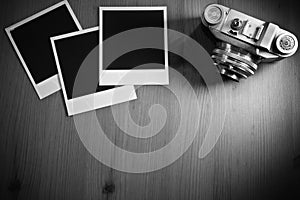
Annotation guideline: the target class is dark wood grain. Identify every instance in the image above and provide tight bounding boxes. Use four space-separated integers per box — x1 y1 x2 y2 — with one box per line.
1 0 300 199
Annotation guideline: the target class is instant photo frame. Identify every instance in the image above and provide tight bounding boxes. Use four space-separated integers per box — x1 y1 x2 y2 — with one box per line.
99 7 169 85
5 0 82 99
51 27 137 116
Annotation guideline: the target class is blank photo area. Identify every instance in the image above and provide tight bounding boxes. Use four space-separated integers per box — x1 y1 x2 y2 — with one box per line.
10 4 80 84
53 30 113 100
102 10 165 70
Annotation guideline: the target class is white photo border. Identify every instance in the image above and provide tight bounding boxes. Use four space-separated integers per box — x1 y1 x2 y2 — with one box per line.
51 26 137 116
5 0 82 99
99 6 169 85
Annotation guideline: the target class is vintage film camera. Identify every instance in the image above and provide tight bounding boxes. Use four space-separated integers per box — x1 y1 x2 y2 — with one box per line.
202 4 298 81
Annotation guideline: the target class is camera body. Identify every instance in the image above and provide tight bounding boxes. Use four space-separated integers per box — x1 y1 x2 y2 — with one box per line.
202 4 298 81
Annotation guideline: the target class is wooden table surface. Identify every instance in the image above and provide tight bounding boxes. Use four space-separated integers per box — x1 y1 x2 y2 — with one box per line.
1 0 300 199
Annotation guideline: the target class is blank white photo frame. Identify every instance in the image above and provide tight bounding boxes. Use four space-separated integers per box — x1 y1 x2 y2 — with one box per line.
5 0 82 99
99 7 169 85
51 27 137 116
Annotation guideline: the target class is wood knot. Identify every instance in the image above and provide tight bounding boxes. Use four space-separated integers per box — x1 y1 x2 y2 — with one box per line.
102 182 115 194
294 155 300 169
8 179 21 193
